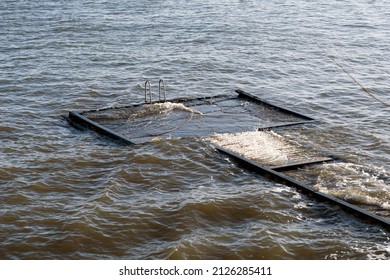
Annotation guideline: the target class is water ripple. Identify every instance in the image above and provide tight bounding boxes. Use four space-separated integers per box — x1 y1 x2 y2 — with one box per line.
1 0 389 259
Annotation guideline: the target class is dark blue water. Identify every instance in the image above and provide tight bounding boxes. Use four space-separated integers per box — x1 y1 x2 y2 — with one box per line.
0 0 389 259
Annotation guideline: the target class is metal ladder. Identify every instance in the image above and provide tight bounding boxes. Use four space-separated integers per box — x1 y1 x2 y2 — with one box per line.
158 79 166 102
144 80 152 104
144 79 167 104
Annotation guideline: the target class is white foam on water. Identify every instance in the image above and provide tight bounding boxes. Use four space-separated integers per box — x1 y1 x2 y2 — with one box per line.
207 130 312 167
85 102 202 121
313 162 390 211
127 102 203 120
208 131 390 214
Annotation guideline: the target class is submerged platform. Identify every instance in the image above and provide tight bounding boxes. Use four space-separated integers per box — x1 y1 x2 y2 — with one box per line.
68 90 314 145
68 89 390 231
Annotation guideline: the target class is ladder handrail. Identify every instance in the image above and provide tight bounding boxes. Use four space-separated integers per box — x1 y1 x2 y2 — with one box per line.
159 79 166 102
145 80 152 103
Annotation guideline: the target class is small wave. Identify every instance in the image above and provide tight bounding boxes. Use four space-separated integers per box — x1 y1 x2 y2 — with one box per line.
0 125 17 133
128 102 203 120
311 162 390 212
85 102 202 121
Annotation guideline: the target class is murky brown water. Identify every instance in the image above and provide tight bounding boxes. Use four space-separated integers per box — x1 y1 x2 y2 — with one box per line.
1 0 389 259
